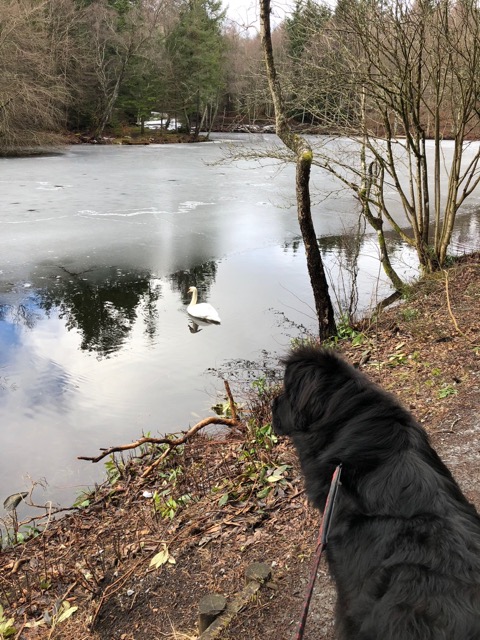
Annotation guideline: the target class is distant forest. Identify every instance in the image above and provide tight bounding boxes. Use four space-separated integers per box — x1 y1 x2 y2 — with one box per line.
2 0 480 151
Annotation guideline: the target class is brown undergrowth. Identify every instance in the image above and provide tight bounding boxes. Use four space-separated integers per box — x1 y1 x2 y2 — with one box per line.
0 254 479 640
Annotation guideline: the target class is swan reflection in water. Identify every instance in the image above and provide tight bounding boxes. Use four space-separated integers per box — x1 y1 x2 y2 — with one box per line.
188 318 218 333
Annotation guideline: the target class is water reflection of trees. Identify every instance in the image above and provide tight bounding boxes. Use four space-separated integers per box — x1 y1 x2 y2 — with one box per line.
283 231 368 262
282 227 417 317
38 267 162 356
283 232 369 257
0 302 39 329
283 227 414 260
169 260 218 304
452 210 480 254
282 211 480 266
1 260 222 356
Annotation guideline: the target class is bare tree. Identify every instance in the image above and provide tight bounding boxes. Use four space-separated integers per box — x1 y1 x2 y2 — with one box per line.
0 0 68 153
284 0 480 284
349 0 480 271
223 28 274 124
74 0 166 139
259 0 336 339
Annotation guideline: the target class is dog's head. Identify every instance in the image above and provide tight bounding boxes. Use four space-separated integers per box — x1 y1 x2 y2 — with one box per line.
271 345 364 507
272 345 364 437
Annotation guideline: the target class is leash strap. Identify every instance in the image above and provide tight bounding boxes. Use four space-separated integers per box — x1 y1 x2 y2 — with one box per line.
293 464 342 640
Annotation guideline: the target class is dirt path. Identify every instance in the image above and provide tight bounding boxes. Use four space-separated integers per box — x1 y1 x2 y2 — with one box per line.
0 254 478 640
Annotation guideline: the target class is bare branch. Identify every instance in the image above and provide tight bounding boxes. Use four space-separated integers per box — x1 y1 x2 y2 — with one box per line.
78 415 241 465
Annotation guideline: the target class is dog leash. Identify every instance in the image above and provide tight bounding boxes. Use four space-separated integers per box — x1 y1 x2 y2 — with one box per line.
293 464 342 640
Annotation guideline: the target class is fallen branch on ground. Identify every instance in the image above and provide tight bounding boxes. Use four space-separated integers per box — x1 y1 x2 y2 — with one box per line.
78 381 242 474
444 270 465 338
78 416 241 463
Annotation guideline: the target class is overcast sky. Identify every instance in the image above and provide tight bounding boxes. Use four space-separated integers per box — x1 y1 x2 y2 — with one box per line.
223 0 292 32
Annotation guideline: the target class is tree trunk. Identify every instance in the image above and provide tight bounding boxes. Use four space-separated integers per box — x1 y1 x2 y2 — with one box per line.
359 98 404 292
93 67 125 139
259 0 336 339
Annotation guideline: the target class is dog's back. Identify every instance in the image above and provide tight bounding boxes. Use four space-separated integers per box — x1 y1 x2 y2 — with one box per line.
273 345 480 639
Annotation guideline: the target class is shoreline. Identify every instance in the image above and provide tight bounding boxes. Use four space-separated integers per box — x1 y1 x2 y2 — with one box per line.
0 253 479 639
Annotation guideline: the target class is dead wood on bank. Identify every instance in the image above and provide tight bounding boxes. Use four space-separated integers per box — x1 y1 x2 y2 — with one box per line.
78 381 243 478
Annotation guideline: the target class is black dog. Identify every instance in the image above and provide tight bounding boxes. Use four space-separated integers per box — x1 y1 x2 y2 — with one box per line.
272 345 480 639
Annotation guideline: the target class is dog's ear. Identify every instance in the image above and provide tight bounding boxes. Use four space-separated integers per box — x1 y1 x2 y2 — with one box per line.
272 394 296 435
277 369 323 432
292 373 325 429
272 389 316 435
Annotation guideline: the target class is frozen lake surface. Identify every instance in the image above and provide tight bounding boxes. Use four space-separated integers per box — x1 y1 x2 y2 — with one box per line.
1 134 479 515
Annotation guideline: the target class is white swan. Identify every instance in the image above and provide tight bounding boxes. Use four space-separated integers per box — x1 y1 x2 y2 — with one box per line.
187 286 221 324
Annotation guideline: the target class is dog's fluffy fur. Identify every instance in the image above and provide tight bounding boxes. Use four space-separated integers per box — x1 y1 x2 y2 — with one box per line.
272 345 480 639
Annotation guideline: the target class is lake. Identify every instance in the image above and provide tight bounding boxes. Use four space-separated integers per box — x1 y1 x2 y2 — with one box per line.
1 134 479 518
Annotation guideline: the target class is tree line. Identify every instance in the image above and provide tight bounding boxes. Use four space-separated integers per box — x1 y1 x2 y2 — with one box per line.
0 0 230 148
4 0 480 150
2 0 480 318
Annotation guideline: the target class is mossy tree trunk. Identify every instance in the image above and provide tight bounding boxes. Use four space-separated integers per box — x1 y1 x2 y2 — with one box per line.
259 0 336 340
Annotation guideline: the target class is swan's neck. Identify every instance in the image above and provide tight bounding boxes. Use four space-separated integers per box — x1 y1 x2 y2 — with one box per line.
190 289 198 305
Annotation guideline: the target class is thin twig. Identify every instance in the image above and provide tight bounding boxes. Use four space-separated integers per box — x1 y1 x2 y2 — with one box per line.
140 445 173 478
444 270 463 336
224 380 238 421
90 558 145 628
14 615 27 640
